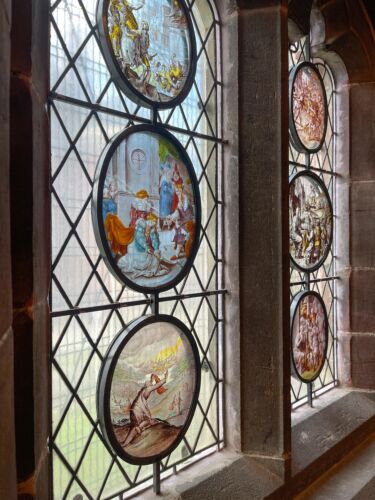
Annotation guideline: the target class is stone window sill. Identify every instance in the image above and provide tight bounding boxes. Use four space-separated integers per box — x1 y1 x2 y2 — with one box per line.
132 389 375 499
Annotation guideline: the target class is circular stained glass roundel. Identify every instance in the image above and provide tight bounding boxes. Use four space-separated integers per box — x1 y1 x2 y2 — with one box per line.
289 170 333 273
97 0 197 109
97 315 201 465
291 291 328 383
289 62 328 153
92 124 201 294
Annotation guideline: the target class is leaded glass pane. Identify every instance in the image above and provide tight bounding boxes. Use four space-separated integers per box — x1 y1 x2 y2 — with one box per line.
49 0 224 497
289 35 338 409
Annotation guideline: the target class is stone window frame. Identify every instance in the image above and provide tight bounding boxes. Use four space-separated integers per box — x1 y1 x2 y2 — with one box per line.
5 1 374 499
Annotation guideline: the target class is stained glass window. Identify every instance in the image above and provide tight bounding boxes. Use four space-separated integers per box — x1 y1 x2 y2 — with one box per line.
289 35 338 408
49 0 224 497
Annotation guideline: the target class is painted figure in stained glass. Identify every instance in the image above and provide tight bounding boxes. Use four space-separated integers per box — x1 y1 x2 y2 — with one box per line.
292 65 326 150
292 294 327 381
289 174 332 271
100 131 198 289
107 0 191 102
110 323 197 459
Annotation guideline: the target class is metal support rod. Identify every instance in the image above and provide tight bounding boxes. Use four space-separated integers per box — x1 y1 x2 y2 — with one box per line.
50 289 228 318
305 272 310 292
152 106 158 126
153 461 161 495
48 92 227 145
306 34 311 62
151 292 159 316
289 160 338 177
151 291 161 493
307 383 313 408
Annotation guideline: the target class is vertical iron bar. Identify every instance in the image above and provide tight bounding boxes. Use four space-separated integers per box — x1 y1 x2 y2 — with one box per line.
151 290 160 492
151 292 159 316
153 461 161 495
307 383 313 407
305 34 311 62
152 106 158 126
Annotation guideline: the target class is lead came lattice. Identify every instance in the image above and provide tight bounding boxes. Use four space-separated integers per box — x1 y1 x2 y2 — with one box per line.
49 0 224 497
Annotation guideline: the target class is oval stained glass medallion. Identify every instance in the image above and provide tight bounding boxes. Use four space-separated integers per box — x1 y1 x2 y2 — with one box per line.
97 0 197 108
97 315 201 464
289 170 333 273
291 291 328 383
289 61 328 153
92 124 201 294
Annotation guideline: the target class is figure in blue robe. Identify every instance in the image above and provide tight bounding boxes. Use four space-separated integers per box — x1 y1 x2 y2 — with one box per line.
159 175 175 218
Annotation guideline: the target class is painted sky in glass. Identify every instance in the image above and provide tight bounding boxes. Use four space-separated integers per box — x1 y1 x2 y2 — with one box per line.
110 322 197 460
107 0 192 103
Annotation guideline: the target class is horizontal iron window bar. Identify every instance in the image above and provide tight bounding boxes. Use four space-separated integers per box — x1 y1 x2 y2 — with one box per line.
49 92 227 145
51 289 228 317
289 161 338 177
292 380 338 409
290 276 338 287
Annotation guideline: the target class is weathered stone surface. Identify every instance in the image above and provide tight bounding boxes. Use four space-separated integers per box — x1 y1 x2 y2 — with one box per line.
0 0 12 339
350 181 375 270
296 433 375 499
351 180 375 211
13 313 34 483
31 0 51 490
288 0 314 36
351 212 375 269
319 0 350 44
291 392 375 494
351 334 375 390
217 0 241 453
0 329 17 500
292 392 375 469
350 83 375 181
0 0 17 497
337 332 352 386
316 0 375 82
136 452 284 500
354 476 375 499
238 0 291 475
11 0 31 75
179 456 283 500
350 270 375 333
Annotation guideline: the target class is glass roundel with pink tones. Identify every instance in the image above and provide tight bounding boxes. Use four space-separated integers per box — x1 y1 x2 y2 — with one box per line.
291 291 328 383
289 62 328 153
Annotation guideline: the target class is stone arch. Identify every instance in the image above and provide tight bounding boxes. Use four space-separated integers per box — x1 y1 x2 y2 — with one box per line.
290 0 375 82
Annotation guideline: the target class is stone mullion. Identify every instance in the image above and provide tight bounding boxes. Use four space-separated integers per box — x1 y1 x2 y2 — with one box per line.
238 0 291 479
0 0 17 497
10 0 50 497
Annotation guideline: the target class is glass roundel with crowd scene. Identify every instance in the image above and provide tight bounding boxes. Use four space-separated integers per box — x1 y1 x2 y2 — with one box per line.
92 125 201 293
99 317 200 464
290 62 327 153
99 0 195 106
289 171 333 272
291 291 328 383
